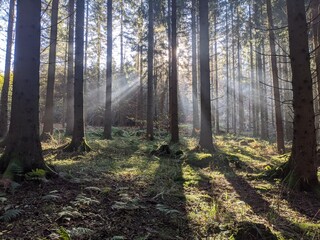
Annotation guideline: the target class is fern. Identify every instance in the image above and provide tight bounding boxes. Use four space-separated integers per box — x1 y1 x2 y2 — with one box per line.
72 194 100 206
0 209 23 222
69 227 94 238
56 227 71 240
84 186 102 193
25 168 47 181
42 194 61 202
156 204 181 215
57 206 82 221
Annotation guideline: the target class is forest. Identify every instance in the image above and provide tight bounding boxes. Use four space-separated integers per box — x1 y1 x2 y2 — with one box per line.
0 0 319 239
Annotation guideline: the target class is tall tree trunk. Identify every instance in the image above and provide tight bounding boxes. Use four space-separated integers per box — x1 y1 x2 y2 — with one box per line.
146 0 154 140
225 4 230 133
64 0 90 152
0 0 54 178
191 0 199 136
266 0 284 153
66 0 75 136
237 8 244 134
169 0 178 143
261 38 269 139
0 0 15 138
284 0 319 191
199 0 215 152
311 0 320 141
41 0 60 140
214 8 219 133
249 0 257 137
104 0 112 139
84 0 89 124
231 3 236 134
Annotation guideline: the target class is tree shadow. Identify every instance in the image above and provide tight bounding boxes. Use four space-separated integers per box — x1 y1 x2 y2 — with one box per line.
213 154 312 239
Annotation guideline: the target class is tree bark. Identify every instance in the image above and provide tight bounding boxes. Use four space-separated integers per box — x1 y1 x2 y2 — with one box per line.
66 0 75 136
284 0 319 191
266 0 285 153
191 0 199 136
199 0 215 152
41 0 60 140
64 0 90 152
146 0 154 140
0 0 15 138
104 0 113 139
169 0 179 143
0 0 54 178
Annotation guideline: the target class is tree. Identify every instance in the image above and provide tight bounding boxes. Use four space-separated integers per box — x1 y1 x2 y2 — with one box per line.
104 0 113 139
266 0 285 153
283 0 319 191
191 0 199 136
0 0 15 138
198 0 214 152
0 0 53 177
146 0 154 140
169 0 179 143
41 0 60 140
64 0 90 152
66 0 75 136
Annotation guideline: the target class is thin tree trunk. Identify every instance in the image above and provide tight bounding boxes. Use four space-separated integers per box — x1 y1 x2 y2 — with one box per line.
191 0 199 136
266 0 285 153
0 0 15 138
170 0 179 143
41 0 60 140
214 8 219 133
225 4 230 133
104 0 112 139
66 0 75 135
146 0 154 140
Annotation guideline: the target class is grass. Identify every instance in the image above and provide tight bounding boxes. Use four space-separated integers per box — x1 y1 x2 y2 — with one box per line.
0 127 319 239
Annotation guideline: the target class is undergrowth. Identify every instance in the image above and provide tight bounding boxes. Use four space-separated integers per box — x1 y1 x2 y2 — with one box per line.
0 127 318 239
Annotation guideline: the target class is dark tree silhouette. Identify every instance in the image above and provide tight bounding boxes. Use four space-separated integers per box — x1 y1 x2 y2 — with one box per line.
0 0 53 177
146 0 154 141
66 0 75 136
283 0 319 191
198 0 215 152
169 0 179 143
41 0 60 140
64 0 90 152
104 0 113 139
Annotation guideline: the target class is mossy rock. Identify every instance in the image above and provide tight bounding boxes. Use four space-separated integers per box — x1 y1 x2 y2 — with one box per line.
234 221 277 240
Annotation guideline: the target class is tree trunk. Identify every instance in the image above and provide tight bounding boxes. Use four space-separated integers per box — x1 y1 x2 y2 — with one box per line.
84 0 89 124
0 0 15 138
266 0 285 153
214 8 219 134
284 0 319 191
237 8 244 134
0 0 54 178
146 0 154 140
41 0 60 140
104 0 113 139
170 0 179 143
191 0 199 136
225 4 230 133
66 0 75 136
199 0 215 152
64 0 90 152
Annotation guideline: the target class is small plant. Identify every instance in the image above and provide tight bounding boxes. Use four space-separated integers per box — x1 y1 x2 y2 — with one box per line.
25 168 47 181
0 208 23 222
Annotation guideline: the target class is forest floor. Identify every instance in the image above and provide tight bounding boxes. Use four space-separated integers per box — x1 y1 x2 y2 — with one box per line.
0 126 320 240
